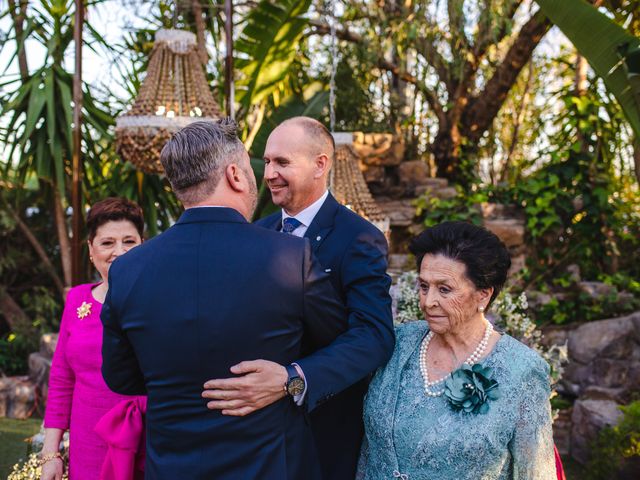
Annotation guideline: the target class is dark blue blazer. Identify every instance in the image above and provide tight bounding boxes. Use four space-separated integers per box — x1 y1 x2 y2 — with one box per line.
101 207 347 480
256 193 395 480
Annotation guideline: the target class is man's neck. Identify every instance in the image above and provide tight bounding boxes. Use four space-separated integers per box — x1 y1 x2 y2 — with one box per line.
184 196 249 220
185 192 232 210
283 189 327 217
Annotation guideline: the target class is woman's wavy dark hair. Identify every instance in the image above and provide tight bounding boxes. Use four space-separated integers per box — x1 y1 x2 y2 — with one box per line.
409 221 511 307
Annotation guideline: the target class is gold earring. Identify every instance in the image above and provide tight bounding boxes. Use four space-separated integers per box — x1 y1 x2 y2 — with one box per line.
478 306 485 313
89 256 94 263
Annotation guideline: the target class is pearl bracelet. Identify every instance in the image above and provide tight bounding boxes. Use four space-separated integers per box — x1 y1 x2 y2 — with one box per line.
39 452 63 466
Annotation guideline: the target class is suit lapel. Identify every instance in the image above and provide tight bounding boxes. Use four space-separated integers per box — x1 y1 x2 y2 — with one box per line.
303 193 339 254
259 212 282 231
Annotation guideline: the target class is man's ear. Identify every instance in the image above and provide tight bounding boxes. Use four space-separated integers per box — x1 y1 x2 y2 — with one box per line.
225 163 244 192
313 153 330 179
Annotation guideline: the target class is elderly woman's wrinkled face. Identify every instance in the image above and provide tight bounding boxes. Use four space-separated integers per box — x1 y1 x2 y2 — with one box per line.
88 220 142 284
418 253 490 335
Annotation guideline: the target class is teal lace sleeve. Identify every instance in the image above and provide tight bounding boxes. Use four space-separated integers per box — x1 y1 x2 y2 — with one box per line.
355 435 368 480
510 358 556 480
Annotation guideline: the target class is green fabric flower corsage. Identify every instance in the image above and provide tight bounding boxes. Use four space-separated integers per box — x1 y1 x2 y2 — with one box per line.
444 364 500 414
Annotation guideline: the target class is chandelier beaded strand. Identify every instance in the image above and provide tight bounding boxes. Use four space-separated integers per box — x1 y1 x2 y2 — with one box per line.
115 29 222 174
419 321 493 397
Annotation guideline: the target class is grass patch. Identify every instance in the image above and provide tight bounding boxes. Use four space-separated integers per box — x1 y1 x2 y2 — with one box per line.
0 418 42 478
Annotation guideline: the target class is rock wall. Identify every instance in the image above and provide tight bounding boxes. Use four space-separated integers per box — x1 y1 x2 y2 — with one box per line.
543 312 640 466
349 134 528 273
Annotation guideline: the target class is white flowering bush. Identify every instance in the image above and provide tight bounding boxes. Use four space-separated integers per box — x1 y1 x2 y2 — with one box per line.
8 453 68 480
8 425 69 480
490 290 568 390
392 271 422 324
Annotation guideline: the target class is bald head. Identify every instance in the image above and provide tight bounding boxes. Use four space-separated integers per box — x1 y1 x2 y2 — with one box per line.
280 116 335 163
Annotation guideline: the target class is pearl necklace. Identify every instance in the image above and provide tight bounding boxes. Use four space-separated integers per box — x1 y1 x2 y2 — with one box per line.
419 322 493 397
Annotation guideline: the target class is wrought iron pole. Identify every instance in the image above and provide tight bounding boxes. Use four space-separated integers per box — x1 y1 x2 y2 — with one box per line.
224 0 234 119
71 0 84 285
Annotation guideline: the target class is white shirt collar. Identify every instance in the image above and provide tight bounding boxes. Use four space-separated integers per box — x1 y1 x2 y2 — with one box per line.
282 190 329 228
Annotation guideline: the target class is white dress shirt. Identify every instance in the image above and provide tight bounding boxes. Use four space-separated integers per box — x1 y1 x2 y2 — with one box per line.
281 190 329 237
280 190 329 405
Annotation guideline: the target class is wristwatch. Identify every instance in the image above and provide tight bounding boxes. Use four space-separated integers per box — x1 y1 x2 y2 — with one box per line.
285 364 305 397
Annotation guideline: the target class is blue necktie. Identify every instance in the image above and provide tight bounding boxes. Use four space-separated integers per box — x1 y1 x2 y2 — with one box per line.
282 217 302 234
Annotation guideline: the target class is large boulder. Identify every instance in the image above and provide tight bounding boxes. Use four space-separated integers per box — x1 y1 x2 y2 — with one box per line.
40 332 58 357
388 254 412 275
560 361 591 397
481 203 525 221
397 160 430 188
0 376 36 419
568 314 637 364
352 132 405 166
578 281 616 300
546 312 640 468
483 218 525 249
414 185 457 199
377 199 417 227
571 398 623 465
28 352 51 410
361 164 385 184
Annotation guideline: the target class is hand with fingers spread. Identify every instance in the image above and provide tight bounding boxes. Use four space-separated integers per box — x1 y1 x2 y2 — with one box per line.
202 360 288 416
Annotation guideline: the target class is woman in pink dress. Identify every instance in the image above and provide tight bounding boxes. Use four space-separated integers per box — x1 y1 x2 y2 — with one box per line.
41 198 145 480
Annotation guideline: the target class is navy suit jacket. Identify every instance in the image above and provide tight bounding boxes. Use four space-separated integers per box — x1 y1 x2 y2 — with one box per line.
256 193 395 480
101 207 347 480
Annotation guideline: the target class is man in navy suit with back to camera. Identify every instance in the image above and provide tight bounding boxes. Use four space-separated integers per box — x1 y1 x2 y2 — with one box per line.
101 119 348 479
203 116 395 480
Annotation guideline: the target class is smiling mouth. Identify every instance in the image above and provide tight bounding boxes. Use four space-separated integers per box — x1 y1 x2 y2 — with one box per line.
268 184 288 191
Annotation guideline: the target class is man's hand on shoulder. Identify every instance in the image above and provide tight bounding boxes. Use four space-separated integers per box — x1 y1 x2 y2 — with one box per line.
202 360 288 416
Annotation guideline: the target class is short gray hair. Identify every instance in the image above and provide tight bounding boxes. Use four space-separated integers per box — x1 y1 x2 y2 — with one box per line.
160 118 245 203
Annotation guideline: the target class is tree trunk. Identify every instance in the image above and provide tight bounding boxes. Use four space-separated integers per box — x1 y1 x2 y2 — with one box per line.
431 124 463 179
2 198 65 298
0 286 31 332
192 0 208 66
53 189 72 288
574 54 589 96
462 11 552 145
500 59 535 183
574 53 591 156
7 0 29 81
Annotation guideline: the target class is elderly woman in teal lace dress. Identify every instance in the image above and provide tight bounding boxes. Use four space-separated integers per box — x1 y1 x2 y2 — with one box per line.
358 222 556 480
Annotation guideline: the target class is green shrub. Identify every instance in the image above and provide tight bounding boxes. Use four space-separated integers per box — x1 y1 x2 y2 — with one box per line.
414 187 487 227
0 333 36 377
586 401 640 480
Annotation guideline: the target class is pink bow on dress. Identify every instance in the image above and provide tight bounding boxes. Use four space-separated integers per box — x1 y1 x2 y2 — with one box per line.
94 397 147 480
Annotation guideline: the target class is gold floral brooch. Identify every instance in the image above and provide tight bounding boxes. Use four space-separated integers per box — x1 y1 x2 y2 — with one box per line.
77 301 92 320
